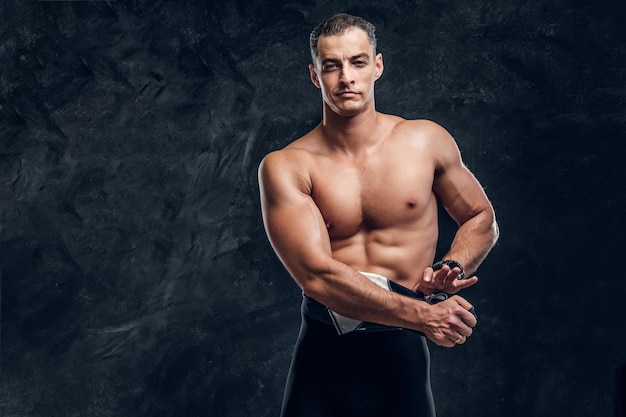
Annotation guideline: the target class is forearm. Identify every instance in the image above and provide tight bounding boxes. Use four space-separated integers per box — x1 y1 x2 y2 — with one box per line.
296 259 428 332
442 208 499 275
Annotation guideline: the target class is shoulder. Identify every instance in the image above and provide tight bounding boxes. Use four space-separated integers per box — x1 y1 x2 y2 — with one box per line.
258 133 321 195
260 124 327 172
391 117 460 156
259 140 314 176
392 118 454 142
259 148 305 185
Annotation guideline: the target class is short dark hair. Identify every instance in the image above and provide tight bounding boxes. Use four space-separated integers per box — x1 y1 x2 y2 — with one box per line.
309 14 377 63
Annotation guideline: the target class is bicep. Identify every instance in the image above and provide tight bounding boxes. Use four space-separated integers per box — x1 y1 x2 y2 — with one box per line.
431 135 493 226
434 163 492 225
259 154 333 283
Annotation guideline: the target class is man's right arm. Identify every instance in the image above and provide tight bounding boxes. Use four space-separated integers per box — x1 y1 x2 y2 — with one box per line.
258 150 475 347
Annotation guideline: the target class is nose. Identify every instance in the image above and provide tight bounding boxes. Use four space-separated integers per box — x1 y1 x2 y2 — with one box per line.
339 66 355 85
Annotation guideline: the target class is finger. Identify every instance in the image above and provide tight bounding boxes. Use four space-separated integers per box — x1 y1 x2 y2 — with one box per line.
451 295 473 310
451 334 466 345
451 275 478 291
432 266 451 285
459 308 478 327
449 266 462 279
450 296 478 327
442 266 463 287
427 330 455 348
458 326 473 338
439 338 456 348
449 318 474 337
422 267 434 283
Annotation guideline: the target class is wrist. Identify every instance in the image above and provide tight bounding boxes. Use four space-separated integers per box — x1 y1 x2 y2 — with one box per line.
403 297 430 333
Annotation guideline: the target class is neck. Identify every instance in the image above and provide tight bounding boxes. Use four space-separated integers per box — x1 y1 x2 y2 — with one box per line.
320 101 381 153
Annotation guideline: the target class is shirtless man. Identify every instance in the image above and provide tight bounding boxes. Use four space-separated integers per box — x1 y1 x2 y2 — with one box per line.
259 14 499 417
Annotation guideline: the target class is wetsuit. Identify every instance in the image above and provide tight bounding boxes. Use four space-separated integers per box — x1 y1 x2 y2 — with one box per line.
280 273 437 417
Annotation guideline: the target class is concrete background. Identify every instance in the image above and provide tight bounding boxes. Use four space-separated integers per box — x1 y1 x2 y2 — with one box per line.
1 0 625 416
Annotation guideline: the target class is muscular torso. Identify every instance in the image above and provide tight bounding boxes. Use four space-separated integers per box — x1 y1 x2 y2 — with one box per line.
286 116 440 288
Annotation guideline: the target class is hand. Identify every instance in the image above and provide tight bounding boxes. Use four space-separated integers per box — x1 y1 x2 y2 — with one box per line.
421 295 477 348
417 265 478 295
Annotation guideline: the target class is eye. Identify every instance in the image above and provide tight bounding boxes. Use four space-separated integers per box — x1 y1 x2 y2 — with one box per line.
353 60 367 67
322 63 339 72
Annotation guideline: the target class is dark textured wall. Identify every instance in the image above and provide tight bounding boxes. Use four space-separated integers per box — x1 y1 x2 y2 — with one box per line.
1 1 625 416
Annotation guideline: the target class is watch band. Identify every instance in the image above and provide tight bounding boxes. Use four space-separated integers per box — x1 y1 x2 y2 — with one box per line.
432 259 466 280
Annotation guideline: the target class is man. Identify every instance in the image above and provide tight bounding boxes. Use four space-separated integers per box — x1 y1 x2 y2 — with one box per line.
258 13 498 417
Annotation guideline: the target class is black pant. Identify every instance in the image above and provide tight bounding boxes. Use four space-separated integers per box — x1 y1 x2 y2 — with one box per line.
280 313 436 417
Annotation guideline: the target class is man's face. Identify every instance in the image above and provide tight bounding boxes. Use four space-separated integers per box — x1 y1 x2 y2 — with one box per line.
310 28 384 117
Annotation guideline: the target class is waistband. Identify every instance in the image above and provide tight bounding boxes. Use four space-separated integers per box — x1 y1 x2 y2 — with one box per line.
302 272 455 335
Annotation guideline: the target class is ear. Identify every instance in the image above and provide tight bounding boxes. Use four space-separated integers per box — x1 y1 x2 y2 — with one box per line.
309 64 321 88
374 53 384 80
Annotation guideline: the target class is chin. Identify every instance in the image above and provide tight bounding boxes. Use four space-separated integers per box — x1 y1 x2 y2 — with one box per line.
332 102 366 116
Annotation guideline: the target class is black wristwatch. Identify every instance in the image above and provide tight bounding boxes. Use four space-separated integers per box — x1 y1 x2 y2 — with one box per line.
432 259 466 280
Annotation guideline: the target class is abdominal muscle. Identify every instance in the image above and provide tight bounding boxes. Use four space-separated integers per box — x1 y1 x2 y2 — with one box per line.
329 224 438 289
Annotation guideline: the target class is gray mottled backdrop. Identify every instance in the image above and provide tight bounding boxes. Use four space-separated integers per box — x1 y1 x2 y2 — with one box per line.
1 0 625 416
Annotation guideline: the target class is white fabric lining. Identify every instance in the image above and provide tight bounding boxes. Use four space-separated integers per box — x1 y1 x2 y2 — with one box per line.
327 272 392 335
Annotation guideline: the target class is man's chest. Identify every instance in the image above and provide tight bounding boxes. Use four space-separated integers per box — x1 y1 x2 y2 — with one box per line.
309 155 436 235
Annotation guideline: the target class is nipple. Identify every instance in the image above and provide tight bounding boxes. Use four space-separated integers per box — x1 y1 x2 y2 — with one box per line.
407 198 417 208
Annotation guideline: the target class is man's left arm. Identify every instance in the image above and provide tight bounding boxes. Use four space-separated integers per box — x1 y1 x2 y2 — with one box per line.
421 124 499 294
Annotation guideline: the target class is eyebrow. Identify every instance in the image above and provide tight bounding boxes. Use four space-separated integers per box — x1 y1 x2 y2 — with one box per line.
350 53 370 61
321 53 371 66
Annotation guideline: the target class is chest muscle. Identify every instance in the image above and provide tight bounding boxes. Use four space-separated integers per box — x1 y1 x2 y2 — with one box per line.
310 155 435 238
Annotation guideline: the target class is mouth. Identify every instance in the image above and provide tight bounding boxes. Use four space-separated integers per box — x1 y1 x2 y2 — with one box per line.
337 90 358 98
